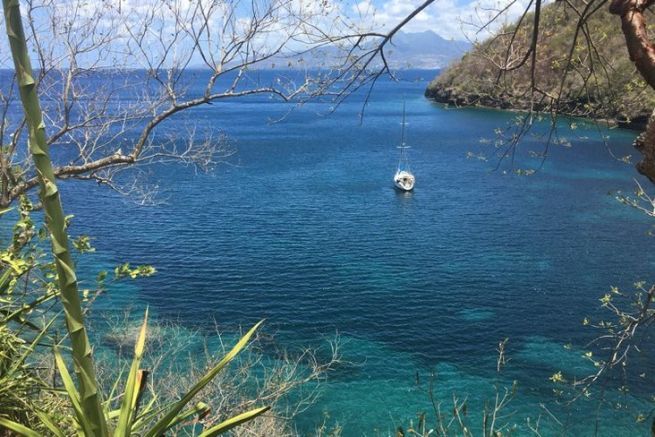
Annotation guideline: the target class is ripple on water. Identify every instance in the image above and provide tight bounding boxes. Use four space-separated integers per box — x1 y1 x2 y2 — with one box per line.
56 71 653 435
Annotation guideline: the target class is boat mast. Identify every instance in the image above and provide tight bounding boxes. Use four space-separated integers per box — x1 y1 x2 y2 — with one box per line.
398 101 410 172
400 100 406 149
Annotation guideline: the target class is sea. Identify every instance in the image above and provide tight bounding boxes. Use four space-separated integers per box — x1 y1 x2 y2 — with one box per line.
40 69 655 435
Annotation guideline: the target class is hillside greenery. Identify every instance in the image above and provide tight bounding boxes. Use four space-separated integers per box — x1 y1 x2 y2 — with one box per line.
425 2 655 126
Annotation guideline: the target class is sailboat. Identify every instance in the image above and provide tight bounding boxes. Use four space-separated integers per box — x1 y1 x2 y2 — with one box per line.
393 103 415 191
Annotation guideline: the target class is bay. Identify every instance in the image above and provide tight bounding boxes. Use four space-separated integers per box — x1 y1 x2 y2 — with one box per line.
58 69 653 435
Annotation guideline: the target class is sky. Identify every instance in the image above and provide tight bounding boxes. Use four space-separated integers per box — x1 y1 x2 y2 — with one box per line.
0 0 534 69
355 0 532 41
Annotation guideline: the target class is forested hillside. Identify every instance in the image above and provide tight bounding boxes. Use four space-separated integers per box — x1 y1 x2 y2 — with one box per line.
425 3 655 127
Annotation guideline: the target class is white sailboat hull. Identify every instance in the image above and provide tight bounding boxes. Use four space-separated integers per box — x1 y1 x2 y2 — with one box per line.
394 170 415 191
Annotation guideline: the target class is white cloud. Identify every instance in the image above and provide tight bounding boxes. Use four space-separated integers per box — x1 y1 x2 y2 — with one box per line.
353 0 534 42
0 0 537 70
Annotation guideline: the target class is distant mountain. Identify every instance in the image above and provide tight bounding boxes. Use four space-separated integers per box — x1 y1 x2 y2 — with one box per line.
258 30 470 70
384 31 471 69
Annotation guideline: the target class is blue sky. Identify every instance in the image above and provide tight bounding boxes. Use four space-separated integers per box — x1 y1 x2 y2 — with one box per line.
0 0 532 69
355 0 531 40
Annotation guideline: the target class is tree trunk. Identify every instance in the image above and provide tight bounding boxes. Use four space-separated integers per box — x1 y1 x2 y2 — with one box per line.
635 110 655 183
610 0 655 183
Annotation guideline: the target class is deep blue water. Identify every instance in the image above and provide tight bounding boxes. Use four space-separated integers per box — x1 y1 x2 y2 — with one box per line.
47 70 655 435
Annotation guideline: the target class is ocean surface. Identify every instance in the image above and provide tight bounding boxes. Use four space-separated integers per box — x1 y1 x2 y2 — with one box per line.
48 69 655 435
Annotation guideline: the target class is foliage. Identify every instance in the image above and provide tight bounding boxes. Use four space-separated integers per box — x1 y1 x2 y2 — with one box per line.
0 0 268 435
577 281 655 388
0 184 271 437
98 312 344 436
616 179 655 220
394 373 520 437
0 201 53 432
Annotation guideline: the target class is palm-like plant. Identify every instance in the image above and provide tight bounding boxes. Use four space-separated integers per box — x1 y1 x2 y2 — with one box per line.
0 0 268 434
0 312 267 436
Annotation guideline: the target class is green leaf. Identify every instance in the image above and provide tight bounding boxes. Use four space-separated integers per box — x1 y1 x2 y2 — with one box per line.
0 268 14 295
72 235 95 253
105 368 126 412
54 347 95 436
35 410 66 437
10 315 56 373
130 395 159 432
162 402 211 430
115 308 149 437
114 263 156 280
198 406 270 437
145 321 263 437
0 417 40 437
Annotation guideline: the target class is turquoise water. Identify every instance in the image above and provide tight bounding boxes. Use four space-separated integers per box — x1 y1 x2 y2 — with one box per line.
51 70 655 435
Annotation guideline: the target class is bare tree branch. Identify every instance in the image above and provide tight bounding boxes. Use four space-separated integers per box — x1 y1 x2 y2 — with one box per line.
0 0 436 206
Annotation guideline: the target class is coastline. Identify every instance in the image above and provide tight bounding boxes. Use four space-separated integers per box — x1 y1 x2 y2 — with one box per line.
424 85 649 131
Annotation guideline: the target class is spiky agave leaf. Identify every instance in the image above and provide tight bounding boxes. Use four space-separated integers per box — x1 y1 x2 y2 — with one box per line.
145 321 264 437
0 417 40 437
152 402 211 431
54 347 94 436
34 410 66 437
114 308 149 436
198 406 271 437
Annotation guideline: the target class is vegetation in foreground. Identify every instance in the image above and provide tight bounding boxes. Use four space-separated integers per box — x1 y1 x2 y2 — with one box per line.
0 2 269 435
2 0 655 434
